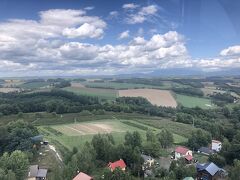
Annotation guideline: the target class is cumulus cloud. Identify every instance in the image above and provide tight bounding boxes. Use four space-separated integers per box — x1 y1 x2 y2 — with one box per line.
108 11 119 19
62 23 104 39
125 5 158 24
0 8 239 76
122 3 139 10
220 45 240 56
118 30 130 39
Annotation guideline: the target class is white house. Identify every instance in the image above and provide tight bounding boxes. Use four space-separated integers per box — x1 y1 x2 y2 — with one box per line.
175 146 193 161
211 140 222 152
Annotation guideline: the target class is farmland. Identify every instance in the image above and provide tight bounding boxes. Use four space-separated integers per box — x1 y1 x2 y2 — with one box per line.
81 81 167 89
175 94 215 109
39 118 188 150
18 81 51 89
63 86 117 100
119 89 177 108
0 87 20 93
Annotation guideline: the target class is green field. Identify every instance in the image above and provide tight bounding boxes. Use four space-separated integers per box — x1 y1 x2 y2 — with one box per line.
18 82 51 89
63 86 117 100
135 119 197 138
175 94 215 109
81 81 169 90
38 118 187 150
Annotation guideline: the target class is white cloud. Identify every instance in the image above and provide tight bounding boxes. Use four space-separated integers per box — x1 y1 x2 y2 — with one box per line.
84 6 95 11
122 3 139 9
108 11 119 19
125 5 158 24
0 8 239 76
118 30 130 40
139 5 158 16
220 45 240 56
62 23 104 39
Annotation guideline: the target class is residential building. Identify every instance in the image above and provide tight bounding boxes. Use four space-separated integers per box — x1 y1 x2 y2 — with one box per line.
73 172 93 180
141 154 155 168
198 147 214 156
108 159 126 172
211 140 222 152
27 165 47 180
175 146 193 162
196 162 226 180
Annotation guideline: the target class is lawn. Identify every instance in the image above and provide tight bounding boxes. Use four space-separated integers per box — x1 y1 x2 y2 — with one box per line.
175 94 215 109
18 82 51 89
63 86 117 100
38 119 187 150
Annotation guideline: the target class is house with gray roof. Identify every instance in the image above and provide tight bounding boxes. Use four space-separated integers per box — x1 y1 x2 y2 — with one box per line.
198 147 214 156
196 162 226 180
28 165 48 180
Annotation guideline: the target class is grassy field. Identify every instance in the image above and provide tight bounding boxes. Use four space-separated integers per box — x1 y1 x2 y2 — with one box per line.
18 82 51 89
38 118 187 150
63 86 117 100
135 118 198 138
81 81 168 90
175 94 215 109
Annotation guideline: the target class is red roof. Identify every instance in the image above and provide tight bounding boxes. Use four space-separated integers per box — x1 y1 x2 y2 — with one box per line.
108 159 126 171
175 146 190 155
73 172 93 180
185 154 193 161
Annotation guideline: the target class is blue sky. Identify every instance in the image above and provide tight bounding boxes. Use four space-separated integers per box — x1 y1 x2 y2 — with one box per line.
0 0 239 76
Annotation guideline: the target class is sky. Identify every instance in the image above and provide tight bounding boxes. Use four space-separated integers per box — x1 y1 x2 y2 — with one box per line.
0 0 240 77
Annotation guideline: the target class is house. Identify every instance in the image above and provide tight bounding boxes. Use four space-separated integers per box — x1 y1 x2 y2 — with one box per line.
196 162 226 180
183 177 194 180
141 154 155 168
28 165 47 180
211 140 222 152
175 146 193 162
108 159 126 172
198 147 214 156
73 172 93 180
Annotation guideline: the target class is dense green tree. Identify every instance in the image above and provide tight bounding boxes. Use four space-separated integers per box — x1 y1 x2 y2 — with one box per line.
229 160 240 180
208 154 226 167
187 129 211 150
0 151 29 180
146 129 156 142
157 129 173 148
103 167 132 180
92 134 114 162
124 131 142 148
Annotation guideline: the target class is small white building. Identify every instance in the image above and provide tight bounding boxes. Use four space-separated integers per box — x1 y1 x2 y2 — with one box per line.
211 140 222 152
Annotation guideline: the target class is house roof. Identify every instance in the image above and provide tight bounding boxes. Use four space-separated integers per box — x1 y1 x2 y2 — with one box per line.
108 159 126 171
198 147 213 155
28 165 47 178
73 172 93 180
141 154 153 162
175 146 190 154
185 154 193 161
212 140 221 144
37 169 47 178
183 177 194 180
29 165 38 177
196 162 221 176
